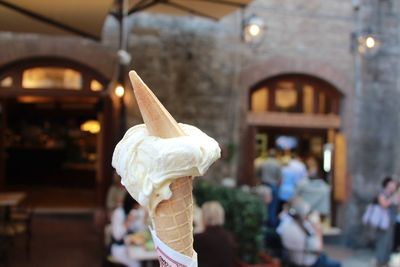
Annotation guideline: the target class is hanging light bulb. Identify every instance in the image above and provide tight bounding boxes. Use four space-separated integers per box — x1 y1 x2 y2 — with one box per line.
365 36 376 49
358 33 380 56
115 84 125 98
80 120 101 134
243 14 265 44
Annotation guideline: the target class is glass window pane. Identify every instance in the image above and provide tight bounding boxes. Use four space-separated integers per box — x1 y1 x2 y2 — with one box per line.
303 85 314 114
275 82 297 111
251 87 268 112
22 67 82 90
256 134 268 158
90 79 103 92
310 137 323 155
0 76 12 87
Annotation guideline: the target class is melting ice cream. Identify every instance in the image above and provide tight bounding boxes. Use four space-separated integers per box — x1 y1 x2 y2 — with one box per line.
112 123 220 214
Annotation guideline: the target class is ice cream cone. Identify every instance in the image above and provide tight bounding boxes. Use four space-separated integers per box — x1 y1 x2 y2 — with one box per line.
129 71 194 257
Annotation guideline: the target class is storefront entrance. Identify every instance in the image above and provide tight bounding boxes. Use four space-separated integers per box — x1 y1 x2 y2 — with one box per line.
0 58 118 211
243 74 347 223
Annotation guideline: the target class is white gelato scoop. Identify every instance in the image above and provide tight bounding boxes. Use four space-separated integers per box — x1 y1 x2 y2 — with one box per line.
112 123 220 214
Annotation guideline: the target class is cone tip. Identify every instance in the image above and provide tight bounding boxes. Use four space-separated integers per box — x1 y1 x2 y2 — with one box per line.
129 70 137 77
127 69 185 138
129 71 140 85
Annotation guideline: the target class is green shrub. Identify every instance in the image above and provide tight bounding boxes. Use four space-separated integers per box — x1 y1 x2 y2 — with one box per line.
193 180 265 263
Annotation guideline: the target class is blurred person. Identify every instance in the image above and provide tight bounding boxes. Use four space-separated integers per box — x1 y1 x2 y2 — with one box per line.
106 172 126 219
394 195 400 253
194 201 237 267
278 159 299 213
296 157 331 219
394 211 400 252
288 153 308 183
255 150 268 181
110 194 146 267
276 202 291 236
260 149 282 227
280 197 341 267
256 185 273 205
193 198 204 234
374 176 399 267
260 149 282 186
255 185 273 230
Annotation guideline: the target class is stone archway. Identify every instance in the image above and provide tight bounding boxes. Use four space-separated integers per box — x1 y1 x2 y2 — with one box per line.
0 34 116 81
237 56 351 187
240 55 352 98
0 56 119 209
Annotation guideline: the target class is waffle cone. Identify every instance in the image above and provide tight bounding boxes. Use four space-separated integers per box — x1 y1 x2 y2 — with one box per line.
129 71 194 257
153 176 194 257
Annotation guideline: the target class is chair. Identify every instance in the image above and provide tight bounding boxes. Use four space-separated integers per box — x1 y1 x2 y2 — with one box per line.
0 235 9 266
0 198 33 260
102 224 127 267
10 198 33 259
102 255 127 267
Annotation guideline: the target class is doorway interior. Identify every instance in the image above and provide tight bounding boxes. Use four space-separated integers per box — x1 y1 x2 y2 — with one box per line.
255 127 327 174
0 59 116 212
244 73 346 226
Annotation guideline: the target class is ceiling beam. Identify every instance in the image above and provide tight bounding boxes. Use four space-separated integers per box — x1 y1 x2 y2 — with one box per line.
165 1 218 20
198 0 247 8
128 0 159 15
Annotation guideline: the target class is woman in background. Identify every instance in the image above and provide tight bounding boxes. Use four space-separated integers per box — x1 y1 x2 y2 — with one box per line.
194 201 237 267
110 194 146 267
375 176 399 267
106 172 126 219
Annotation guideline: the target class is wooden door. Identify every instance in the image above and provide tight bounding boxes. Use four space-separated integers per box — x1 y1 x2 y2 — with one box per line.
96 94 121 208
333 133 348 203
0 101 5 190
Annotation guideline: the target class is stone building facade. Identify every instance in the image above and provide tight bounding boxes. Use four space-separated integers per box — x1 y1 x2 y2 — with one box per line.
0 0 399 242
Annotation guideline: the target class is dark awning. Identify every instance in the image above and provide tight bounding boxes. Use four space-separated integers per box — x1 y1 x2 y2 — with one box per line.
0 0 114 40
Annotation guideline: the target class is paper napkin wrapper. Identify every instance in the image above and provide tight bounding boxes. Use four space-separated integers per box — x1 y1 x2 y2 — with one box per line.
150 228 198 267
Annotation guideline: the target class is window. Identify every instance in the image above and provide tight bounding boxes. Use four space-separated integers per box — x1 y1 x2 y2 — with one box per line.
0 76 12 87
250 75 341 115
251 87 268 112
90 79 103 92
275 82 297 111
318 92 326 113
22 67 82 90
303 85 314 114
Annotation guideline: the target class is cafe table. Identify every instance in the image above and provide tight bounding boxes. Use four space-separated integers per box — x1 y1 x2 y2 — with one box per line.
0 192 26 227
0 192 26 207
0 191 27 250
127 245 158 267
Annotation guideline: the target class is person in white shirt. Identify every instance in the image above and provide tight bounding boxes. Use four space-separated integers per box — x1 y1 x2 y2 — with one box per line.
110 194 146 267
296 157 331 218
280 197 341 267
106 172 127 219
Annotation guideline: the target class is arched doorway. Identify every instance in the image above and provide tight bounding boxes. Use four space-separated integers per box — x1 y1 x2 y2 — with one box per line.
0 58 118 211
243 73 347 222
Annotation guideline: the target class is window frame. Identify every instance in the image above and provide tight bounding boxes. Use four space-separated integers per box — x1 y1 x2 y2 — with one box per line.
249 74 343 115
0 58 108 97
